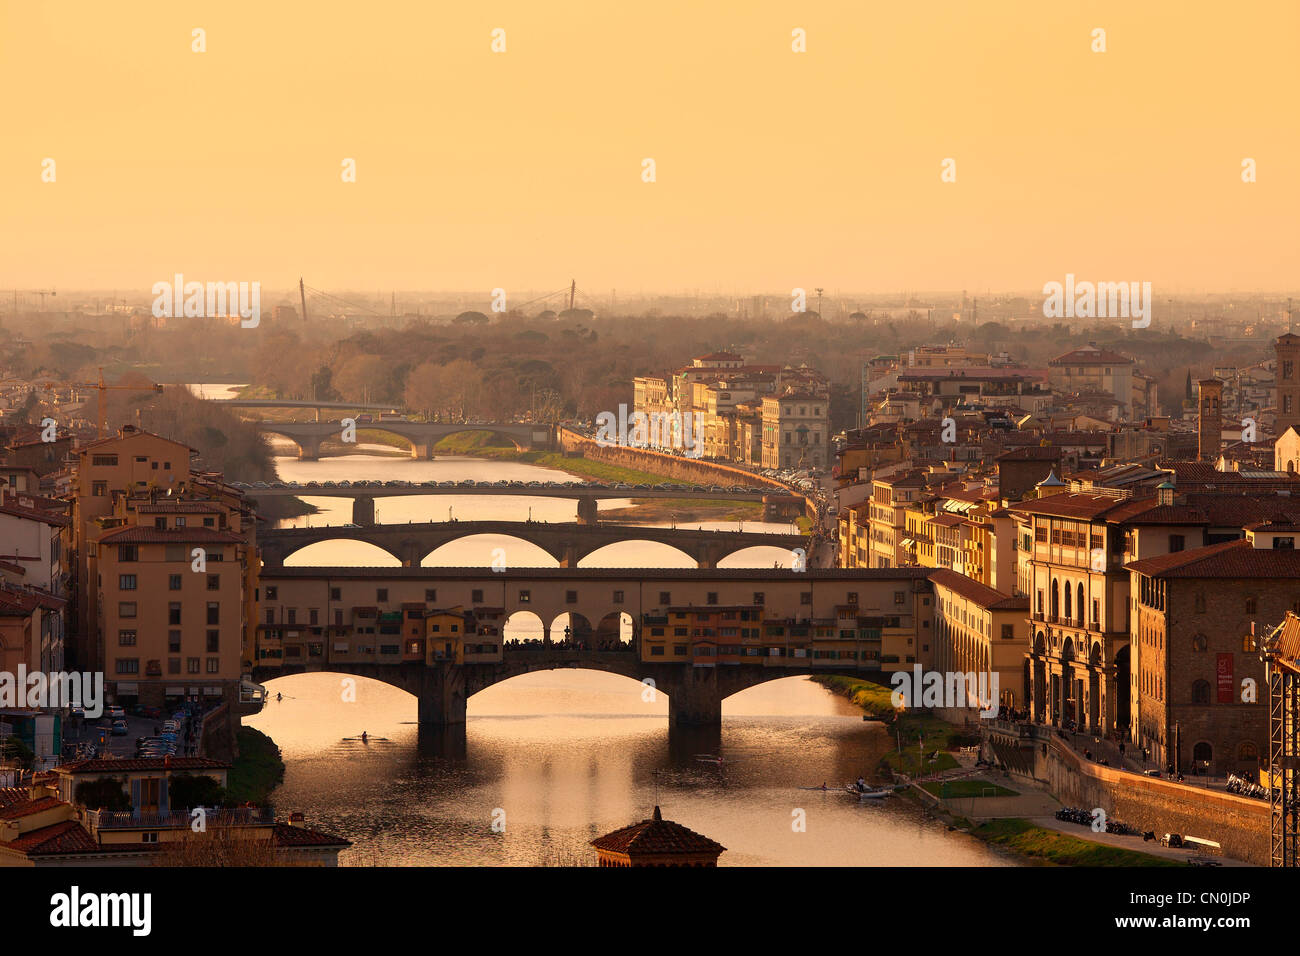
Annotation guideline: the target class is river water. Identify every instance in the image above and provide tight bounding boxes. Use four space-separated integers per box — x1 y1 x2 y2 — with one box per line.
212 387 1009 866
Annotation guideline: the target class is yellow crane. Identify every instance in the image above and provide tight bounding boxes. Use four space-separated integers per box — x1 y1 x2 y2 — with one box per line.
43 368 164 438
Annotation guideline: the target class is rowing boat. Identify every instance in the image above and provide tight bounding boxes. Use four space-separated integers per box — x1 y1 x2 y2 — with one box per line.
845 785 891 800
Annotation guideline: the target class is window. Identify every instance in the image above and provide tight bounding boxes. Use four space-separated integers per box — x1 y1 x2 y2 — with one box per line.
1243 633 1256 652
187 658 200 674
309 609 318 626
92 454 118 466
168 602 181 625
119 602 137 618
613 590 624 603
331 587 342 601
168 574 182 590
1169 534 1185 553
175 517 186 527
377 588 388 602
707 592 718 605
207 574 220 591
425 589 437 602
287 609 296 625
206 658 220 673
650 646 665 656
801 592 812 605
1194 591 1206 613
659 591 671 605
1192 680 1211 705
1001 624 1014 640
471 589 484 603
119 574 137 590
118 545 138 562
1246 598 1257 615
115 659 139 674
566 591 578 604
168 630 181 652
847 592 858 605
266 586 278 600
92 480 107 497
168 658 181 674
1275 537 1296 550
118 629 137 646
206 630 220 652
519 590 531 603
894 591 905 605
753 592 765 606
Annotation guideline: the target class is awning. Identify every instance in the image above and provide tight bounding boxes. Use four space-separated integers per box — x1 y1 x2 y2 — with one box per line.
901 537 916 547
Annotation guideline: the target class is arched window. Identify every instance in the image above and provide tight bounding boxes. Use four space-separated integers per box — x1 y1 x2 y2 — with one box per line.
1051 580 1059 620
1193 741 1213 766
1191 634 1207 652
1242 633 1255 652
1064 584 1072 621
1192 680 1211 705
1077 583 1085 626
1238 741 1259 762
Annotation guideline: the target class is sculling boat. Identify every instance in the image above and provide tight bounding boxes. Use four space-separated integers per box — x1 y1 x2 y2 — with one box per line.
845 784 891 800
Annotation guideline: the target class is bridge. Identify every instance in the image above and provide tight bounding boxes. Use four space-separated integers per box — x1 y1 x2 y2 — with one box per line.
252 565 935 725
214 398 399 417
238 481 800 524
253 420 554 459
259 520 807 569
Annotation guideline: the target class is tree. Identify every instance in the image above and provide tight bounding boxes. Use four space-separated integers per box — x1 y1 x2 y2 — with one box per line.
167 773 227 810
74 777 131 811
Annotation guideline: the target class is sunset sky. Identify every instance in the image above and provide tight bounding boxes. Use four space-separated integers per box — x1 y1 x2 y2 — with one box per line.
1 0 1296 295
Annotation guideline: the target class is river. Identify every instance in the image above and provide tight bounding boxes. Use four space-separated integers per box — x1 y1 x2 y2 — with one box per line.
205 386 1009 866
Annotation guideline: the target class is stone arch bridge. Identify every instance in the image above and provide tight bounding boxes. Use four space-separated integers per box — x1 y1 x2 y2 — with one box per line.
259 521 807 569
255 653 884 727
256 420 552 459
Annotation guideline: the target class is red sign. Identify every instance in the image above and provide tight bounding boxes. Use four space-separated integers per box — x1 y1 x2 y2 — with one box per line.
1217 653 1234 703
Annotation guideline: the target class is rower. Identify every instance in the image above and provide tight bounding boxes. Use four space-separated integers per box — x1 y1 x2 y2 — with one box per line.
361 731 368 742
856 776 866 792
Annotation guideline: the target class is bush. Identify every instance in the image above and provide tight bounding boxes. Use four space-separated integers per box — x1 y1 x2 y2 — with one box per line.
74 778 131 811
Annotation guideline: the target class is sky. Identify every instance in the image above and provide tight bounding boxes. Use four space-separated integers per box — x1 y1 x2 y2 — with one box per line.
0 0 1296 296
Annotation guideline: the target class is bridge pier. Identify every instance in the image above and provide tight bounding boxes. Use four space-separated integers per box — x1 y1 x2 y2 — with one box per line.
411 439 434 460
416 665 468 725
575 497 598 525
666 668 723 726
297 436 322 461
352 496 376 526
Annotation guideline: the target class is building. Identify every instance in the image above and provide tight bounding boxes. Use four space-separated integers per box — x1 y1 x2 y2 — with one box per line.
1198 378 1224 461
761 391 829 470
929 568 1030 713
1277 333 1300 438
590 805 725 866
1048 345 1136 420
1125 525 1300 776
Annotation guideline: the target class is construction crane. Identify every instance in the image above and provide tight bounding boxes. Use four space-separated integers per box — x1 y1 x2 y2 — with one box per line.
43 368 164 438
6 289 56 313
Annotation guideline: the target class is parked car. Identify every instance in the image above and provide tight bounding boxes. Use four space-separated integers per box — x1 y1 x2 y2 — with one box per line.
111 720 129 736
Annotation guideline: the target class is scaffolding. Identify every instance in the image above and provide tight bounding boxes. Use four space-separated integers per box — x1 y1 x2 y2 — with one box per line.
1264 615 1300 866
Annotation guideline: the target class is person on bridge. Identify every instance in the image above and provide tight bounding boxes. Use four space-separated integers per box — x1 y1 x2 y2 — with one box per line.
361 731 368 742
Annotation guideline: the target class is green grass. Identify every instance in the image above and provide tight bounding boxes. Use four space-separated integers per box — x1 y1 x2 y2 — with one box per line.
812 675 964 775
431 434 711 488
973 819 1183 867
224 727 285 807
431 431 520 454
922 780 1017 798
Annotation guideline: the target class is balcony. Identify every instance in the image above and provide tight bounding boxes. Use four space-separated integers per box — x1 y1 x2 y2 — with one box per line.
86 806 275 831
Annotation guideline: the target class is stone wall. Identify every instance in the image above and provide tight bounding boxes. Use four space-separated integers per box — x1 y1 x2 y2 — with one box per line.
199 701 238 764
995 728 1269 864
556 427 816 519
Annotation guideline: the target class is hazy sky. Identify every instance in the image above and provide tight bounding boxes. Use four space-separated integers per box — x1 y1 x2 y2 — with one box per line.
1 0 1296 295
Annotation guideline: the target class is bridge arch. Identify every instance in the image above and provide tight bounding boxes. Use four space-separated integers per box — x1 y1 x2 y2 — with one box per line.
281 538 404 567
576 540 697 568
717 544 801 568
421 534 562 569
258 427 309 459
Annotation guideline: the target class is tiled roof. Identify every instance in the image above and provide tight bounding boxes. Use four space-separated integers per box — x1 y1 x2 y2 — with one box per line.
0 787 30 807
1007 493 1126 520
271 822 352 848
0 795 64 819
1126 539 1300 579
929 569 1028 611
1050 347 1134 366
57 756 228 774
0 820 101 856
97 526 244 545
590 807 725 856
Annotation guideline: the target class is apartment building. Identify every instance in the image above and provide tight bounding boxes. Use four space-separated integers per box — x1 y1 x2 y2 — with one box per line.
930 568 1030 712
1047 345 1137 420
760 391 829 470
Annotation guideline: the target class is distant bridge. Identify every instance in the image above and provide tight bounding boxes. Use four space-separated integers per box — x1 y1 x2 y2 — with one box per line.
239 481 799 525
251 420 554 459
259 520 807 569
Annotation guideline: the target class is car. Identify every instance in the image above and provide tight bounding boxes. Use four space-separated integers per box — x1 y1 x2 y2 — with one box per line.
70 706 86 720
107 705 125 720
305 481 320 488
338 480 352 488
462 480 476 487
111 720 129 736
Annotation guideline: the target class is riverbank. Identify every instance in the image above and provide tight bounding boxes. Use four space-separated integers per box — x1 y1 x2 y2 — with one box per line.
811 675 969 776
225 727 287 806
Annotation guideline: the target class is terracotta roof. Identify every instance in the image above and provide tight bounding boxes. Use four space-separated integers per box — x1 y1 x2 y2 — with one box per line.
1126 539 1300 579
97 526 244 545
1050 347 1134 366
929 569 1029 611
56 756 228 774
0 795 64 819
271 822 351 848
1007 493 1126 520
0 819 101 856
0 497 71 526
590 807 725 856
0 787 30 807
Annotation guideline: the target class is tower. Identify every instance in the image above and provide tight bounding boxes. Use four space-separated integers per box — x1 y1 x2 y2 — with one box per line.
1277 334 1300 439
1198 378 1223 461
